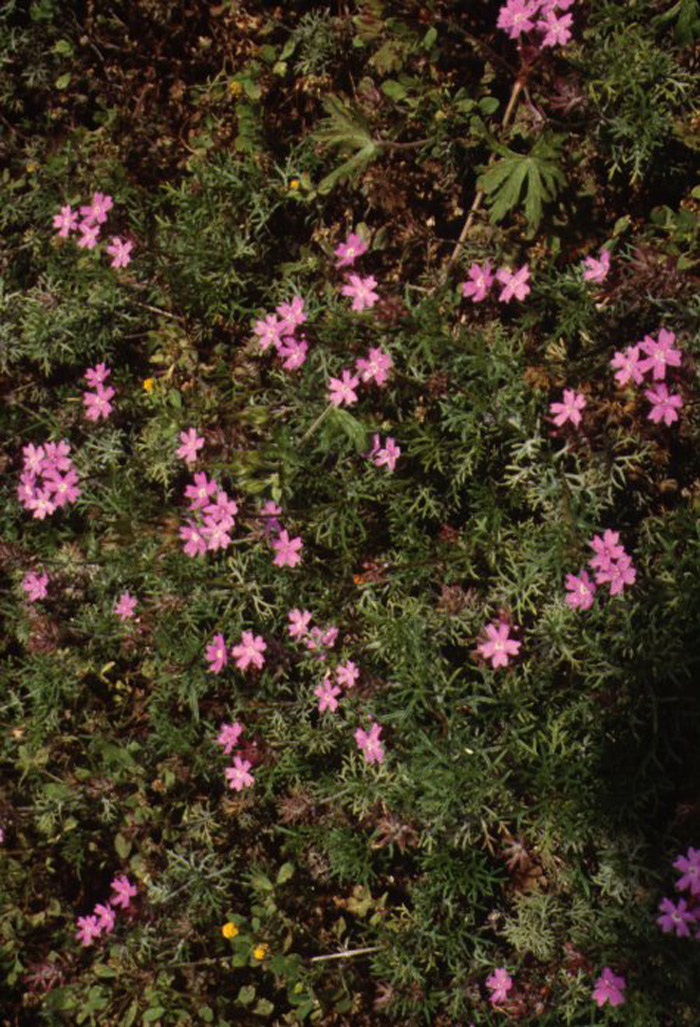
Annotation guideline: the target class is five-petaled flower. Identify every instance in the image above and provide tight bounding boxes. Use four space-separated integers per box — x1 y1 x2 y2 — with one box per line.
477 620 521 669
355 347 393 387
206 633 228 674
645 383 683 426
53 204 79 238
106 237 133 269
83 386 115 422
328 369 360 407
226 756 255 791
177 427 205 465
114 591 137 621
656 897 696 937
611 345 644 387
564 570 597 611
354 721 385 764
496 264 531 303
77 221 100 250
75 915 101 947
638 328 682 381
674 847 700 896
110 875 138 910
288 608 312 639
486 967 513 1005
591 967 626 1008
254 313 283 352
314 675 341 713
334 231 368 268
217 721 244 754
497 0 539 39
340 274 379 312
582 248 610 283
336 659 359 689
231 631 267 671
272 529 303 568
276 296 307 335
538 9 573 47
461 261 494 303
549 389 586 428
80 192 114 225
22 571 49 603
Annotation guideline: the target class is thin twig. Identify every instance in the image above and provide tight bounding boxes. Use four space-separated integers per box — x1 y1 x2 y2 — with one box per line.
310 946 381 963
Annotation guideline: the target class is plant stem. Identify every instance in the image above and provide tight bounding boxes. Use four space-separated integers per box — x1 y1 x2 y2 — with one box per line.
299 404 334 445
310 946 381 963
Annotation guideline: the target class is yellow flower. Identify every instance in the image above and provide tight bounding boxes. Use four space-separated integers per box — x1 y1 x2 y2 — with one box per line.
287 176 301 191
252 943 268 960
142 378 155 393
26 162 39 174
222 922 239 939
228 80 243 97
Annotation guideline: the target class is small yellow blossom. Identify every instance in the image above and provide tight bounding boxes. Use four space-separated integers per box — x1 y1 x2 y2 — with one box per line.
229 80 243 97
26 162 39 174
222 922 239 939
252 943 268 960
288 176 301 191
142 378 155 393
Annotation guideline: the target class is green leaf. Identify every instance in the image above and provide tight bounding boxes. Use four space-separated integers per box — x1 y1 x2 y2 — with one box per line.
237 985 256 1006
478 135 567 230
142 1008 165 1023
92 963 117 978
276 862 295 885
55 72 71 90
115 833 132 859
381 79 407 101
253 999 275 1016
53 39 74 56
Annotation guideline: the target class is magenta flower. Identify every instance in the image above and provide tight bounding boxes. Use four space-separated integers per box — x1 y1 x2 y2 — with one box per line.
657 896 695 937
288 608 312 639
564 570 597 611
674 847 700 897
231 630 267 671
44 468 81 508
176 427 205 465
354 721 385 764
260 499 283 536
278 336 308 371
114 591 137 621
276 296 307 334
202 518 232 552
203 490 238 527
591 967 626 1008
314 675 341 713
496 264 531 302
373 437 401 472
179 521 207 558
594 552 636 596
185 472 217 509
334 231 368 269
549 389 586 428
461 261 494 303
336 660 359 689
43 440 72 472
83 386 115 421
206 633 228 674
26 490 56 520
217 721 244 755
588 530 625 572
106 237 133 269
611 345 645 387
254 314 283 352
497 0 539 39
582 249 610 283
80 192 114 225
225 755 255 791
53 204 79 238
272 529 303 568
94 903 116 934
22 443 46 474
110 875 137 910
75 915 101 947
639 328 682 381
84 363 111 388
645 383 683 426
477 621 521 669
340 274 379 312
77 221 100 250
538 9 573 47
22 571 49 603
328 369 360 407
486 967 513 1005
355 347 393 387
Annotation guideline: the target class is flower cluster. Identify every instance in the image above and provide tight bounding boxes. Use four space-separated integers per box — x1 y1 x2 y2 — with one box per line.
565 529 636 610
254 500 304 567
287 608 338 659
487 964 626 1010
52 192 133 268
611 328 684 426
205 631 267 674
215 720 255 792
179 473 239 557
75 874 137 946
18 440 81 520
83 363 115 423
328 347 394 408
657 847 700 939
367 433 401 472
497 0 574 49
254 296 308 372
461 262 531 304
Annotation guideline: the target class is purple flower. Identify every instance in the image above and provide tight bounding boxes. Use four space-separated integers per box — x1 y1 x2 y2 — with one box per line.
202 518 232 552
272 530 303 568
611 345 645 387
461 261 494 303
549 389 586 428
94 903 116 934
496 264 531 302
231 631 267 671
591 967 626 1008
588 530 625 573
328 369 360 407
75 915 101 947
314 675 341 713
203 490 238 527
645 383 683 426
354 721 385 764
106 237 133 269
594 552 636 596
22 571 49 603
477 621 521 669
80 192 114 225
355 347 393 387
582 249 610 283
206 633 228 674
176 427 205 465
225 756 255 791
23 443 46 475
114 591 137 621
564 570 596 611
52 205 79 238
110 875 137 910
657 896 696 937
334 231 368 268
373 437 401 472
486 967 513 1005
340 274 379 312
217 721 244 755
43 468 81 508
43 441 72 473
674 847 700 897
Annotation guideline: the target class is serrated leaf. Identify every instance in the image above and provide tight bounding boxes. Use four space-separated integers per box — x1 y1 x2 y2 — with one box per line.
478 135 566 230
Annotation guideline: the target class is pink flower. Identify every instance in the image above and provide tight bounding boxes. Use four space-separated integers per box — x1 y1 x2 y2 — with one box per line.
110 875 137 910
373 437 401 472
180 521 207 558
75 915 101 947
549 389 586 428
23 443 46 474
272 529 303 568
84 363 111 388
355 347 393 387
83 386 115 422
354 721 385 764
496 264 531 302
225 755 255 791
486 967 513 1005
461 261 494 303
340 274 379 312
336 660 359 689
657 897 695 937
260 499 283 537
477 621 521 669
22 571 49 602
328 369 360 407
43 468 81 507
27 490 56 520
53 205 79 238
217 721 244 755
564 570 597 611
276 296 307 334
80 192 114 225
231 630 267 671
206 633 228 674
185 472 218 509
176 427 205 465
202 518 232 552
288 608 312 639
94 903 116 934
538 9 573 47
674 847 700 897
114 591 137 620
314 675 341 713
594 552 636 596
591 967 626 1008
639 329 682 381
334 231 368 268
43 440 72 472
254 314 283 352
582 249 610 283
278 336 308 371
204 490 238 527
77 221 100 250
497 0 539 39
645 382 683 426
611 345 645 387
106 237 133 269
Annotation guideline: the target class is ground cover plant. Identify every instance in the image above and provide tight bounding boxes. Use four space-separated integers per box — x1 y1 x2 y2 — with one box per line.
1 0 699 1024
